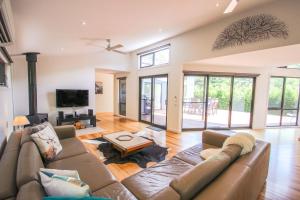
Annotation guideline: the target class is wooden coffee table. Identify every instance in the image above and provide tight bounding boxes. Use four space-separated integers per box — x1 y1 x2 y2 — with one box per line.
103 131 153 158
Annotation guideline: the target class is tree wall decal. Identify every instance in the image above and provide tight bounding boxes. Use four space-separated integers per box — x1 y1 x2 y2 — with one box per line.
213 14 288 50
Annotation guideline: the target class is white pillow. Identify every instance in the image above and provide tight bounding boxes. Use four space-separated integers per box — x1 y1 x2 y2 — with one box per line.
39 168 90 197
200 148 222 160
31 126 62 161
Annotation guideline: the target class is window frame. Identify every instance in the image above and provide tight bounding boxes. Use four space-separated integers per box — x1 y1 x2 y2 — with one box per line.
139 44 170 69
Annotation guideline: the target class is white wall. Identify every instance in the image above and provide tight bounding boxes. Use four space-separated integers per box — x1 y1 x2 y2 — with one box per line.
118 0 300 132
0 65 14 138
12 52 130 125
95 72 114 113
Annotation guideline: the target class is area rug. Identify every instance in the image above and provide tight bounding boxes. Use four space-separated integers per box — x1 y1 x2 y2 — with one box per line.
93 137 168 168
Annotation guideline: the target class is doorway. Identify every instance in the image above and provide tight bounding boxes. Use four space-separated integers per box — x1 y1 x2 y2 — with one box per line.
119 78 126 116
182 74 256 130
139 74 168 129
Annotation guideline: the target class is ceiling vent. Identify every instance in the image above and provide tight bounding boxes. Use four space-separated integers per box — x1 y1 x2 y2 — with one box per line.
0 0 14 47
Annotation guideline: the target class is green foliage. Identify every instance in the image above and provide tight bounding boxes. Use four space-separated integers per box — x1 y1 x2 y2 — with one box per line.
192 77 253 112
268 78 300 109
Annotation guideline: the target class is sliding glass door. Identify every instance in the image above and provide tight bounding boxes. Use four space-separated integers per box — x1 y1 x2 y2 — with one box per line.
140 78 152 123
267 77 300 126
139 75 168 128
153 76 168 127
207 76 231 129
182 76 207 129
231 77 254 127
182 74 255 130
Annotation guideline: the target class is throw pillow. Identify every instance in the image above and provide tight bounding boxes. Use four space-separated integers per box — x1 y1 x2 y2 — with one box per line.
31 126 62 161
40 168 90 197
32 122 56 134
200 148 222 160
40 168 80 179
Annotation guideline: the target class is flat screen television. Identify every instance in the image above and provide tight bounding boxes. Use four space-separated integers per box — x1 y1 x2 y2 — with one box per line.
56 89 89 107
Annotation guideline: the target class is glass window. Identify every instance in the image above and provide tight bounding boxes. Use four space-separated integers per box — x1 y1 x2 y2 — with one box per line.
283 78 300 109
268 77 283 108
139 45 170 68
155 48 170 65
266 110 281 126
0 64 6 86
267 77 300 127
140 53 154 68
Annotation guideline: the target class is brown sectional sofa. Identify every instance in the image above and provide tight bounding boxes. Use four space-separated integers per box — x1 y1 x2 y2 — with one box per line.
0 126 137 200
0 127 270 200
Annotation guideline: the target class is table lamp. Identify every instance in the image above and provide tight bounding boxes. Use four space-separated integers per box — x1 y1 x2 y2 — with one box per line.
13 116 30 131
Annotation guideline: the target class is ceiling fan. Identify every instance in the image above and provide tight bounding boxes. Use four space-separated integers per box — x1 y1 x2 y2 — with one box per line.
224 0 239 14
81 38 126 54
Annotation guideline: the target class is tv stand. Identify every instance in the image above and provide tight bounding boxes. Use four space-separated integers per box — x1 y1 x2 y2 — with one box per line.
57 114 96 127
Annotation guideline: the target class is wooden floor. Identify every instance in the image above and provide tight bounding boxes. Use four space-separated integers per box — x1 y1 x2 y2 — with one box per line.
78 113 300 200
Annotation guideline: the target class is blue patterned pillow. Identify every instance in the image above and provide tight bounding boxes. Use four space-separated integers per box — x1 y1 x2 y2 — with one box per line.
40 169 90 197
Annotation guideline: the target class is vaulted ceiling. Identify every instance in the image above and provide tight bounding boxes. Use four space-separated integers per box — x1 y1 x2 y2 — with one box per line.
11 0 275 55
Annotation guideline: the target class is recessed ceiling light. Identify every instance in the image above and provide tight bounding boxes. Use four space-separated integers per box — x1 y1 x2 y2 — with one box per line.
216 2 220 7
81 21 86 26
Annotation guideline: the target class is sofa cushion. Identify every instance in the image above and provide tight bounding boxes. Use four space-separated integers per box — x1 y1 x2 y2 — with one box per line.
20 128 33 145
0 132 22 199
122 157 193 200
52 137 88 161
47 153 115 192
174 144 205 165
0 134 6 160
53 125 76 140
202 130 231 148
170 149 238 200
17 141 44 188
3 132 21 152
16 181 45 200
92 182 137 200
150 187 180 200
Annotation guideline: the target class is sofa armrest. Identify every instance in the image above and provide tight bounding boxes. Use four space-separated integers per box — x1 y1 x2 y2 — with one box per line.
202 130 231 148
54 125 76 140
